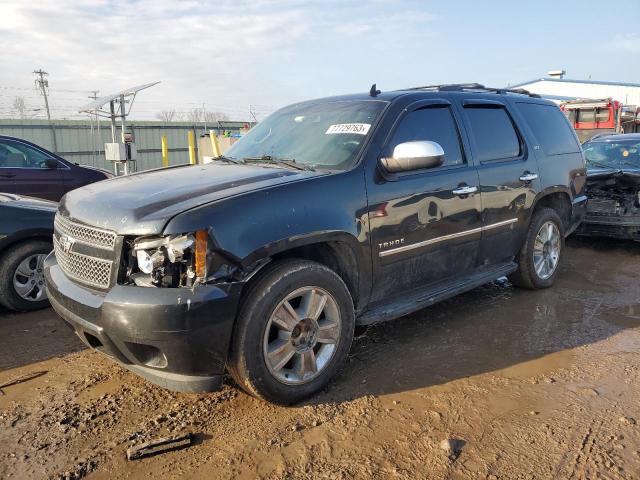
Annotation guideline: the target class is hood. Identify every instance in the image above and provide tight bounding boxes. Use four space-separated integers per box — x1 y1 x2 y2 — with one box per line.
0 193 58 212
59 162 325 235
77 164 113 177
587 167 640 180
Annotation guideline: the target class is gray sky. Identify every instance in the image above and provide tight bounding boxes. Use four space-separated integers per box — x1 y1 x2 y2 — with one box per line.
1 0 639 121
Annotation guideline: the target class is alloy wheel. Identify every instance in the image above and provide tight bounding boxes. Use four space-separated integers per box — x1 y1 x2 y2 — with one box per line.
263 286 341 385
533 221 561 280
13 254 48 302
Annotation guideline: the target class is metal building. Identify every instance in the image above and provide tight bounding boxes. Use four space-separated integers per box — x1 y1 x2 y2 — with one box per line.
510 76 640 106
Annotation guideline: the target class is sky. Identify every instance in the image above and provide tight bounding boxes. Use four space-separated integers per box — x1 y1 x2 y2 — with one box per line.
1 0 639 121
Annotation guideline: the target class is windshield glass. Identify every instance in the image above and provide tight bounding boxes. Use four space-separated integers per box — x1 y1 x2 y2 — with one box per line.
582 141 640 169
225 100 387 170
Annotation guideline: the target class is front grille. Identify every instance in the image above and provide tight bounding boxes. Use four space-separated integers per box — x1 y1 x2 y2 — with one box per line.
54 214 117 249
53 214 118 289
587 199 620 216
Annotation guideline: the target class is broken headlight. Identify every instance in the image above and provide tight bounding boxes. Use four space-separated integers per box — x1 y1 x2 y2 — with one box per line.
127 231 207 288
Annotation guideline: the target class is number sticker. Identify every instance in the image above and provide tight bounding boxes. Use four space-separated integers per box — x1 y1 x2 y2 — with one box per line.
325 123 371 135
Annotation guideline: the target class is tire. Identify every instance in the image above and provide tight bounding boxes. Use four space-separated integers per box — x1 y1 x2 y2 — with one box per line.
228 259 355 405
509 207 565 290
0 240 52 312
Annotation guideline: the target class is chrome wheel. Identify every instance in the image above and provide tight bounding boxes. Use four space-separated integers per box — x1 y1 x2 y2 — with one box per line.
13 254 48 302
263 286 341 385
533 221 561 280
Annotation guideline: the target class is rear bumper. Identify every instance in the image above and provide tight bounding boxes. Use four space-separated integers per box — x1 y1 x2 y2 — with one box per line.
44 252 244 392
577 214 640 241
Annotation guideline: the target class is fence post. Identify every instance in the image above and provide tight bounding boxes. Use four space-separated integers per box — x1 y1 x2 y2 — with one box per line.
209 131 221 158
161 135 169 167
188 130 196 165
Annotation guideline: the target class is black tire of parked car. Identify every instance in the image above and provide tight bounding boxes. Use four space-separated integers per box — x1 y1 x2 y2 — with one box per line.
509 207 565 290
0 240 52 312
228 259 355 405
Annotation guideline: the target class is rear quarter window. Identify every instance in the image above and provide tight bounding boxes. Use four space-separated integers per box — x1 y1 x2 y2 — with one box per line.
516 103 580 155
464 106 521 162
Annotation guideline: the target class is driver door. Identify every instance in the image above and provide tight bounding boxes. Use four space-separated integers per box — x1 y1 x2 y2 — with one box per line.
0 138 64 201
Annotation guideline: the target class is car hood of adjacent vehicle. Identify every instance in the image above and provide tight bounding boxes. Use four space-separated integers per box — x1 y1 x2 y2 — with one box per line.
58 162 326 235
587 167 640 179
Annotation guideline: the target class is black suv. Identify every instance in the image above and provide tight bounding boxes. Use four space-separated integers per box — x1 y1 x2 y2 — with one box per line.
45 84 587 404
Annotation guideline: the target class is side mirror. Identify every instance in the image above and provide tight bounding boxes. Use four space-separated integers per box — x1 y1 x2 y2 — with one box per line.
43 158 59 169
380 141 445 173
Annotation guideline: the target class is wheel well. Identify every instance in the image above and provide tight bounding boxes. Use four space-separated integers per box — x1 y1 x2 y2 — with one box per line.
0 234 53 258
533 193 571 230
270 241 360 308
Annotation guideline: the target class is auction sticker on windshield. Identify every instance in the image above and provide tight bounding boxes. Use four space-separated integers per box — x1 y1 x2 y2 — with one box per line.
325 123 371 135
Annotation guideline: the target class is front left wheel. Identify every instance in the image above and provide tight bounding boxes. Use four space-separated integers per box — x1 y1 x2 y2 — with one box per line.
228 259 355 405
0 240 52 311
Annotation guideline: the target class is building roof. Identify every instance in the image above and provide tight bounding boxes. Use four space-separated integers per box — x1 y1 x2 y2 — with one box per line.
510 77 640 89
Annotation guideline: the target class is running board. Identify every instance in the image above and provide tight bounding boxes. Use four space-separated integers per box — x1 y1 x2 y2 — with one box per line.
357 261 517 325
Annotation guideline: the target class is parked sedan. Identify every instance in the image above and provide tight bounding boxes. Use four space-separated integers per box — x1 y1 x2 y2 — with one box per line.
0 193 55 311
578 133 640 241
0 135 111 202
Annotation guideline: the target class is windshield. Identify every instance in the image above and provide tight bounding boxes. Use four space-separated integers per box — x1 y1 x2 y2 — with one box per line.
582 141 640 170
225 100 387 170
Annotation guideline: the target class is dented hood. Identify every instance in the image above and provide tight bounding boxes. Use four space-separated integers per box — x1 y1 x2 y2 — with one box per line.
59 162 323 235
587 167 640 180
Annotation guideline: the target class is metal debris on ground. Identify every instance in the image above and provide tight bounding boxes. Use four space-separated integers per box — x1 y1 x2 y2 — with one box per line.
0 370 47 395
126 433 193 460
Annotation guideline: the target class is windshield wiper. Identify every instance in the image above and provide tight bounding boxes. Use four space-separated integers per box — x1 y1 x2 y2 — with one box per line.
212 155 244 165
243 155 314 171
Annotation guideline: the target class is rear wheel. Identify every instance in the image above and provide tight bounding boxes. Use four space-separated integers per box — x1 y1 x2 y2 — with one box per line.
228 259 355 405
509 207 565 289
0 240 52 311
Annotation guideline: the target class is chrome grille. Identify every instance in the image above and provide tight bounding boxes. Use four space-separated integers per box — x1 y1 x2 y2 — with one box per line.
54 214 117 249
53 214 117 289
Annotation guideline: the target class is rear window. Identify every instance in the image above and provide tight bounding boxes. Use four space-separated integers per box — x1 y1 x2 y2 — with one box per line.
464 107 521 162
517 103 580 155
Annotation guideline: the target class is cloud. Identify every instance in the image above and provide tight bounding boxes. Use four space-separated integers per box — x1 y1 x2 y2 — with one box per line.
606 32 640 54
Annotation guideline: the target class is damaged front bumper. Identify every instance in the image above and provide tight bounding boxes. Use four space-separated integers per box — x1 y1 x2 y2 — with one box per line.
44 252 244 392
577 214 640 241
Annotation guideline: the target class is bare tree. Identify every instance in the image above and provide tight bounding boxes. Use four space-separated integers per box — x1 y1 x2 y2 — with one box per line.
156 109 178 122
204 111 229 123
186 108 202 123
12 96 28 118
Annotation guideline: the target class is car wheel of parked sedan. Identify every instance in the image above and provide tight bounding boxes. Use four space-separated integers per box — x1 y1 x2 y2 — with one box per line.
228 259 355 405
0 240 52 311
509 207 565 290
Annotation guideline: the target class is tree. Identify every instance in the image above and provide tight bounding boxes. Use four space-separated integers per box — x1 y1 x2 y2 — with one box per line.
12 96 28 118
204 111 229 123
186 108 202 123
156 109 178 122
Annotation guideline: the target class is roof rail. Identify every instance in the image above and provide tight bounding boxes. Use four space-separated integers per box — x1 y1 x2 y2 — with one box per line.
400 83 540 98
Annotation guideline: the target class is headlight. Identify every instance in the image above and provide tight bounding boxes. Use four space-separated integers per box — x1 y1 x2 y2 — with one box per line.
128 231 207 287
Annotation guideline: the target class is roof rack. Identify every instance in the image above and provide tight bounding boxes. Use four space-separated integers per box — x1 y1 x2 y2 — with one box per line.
400 83 540 98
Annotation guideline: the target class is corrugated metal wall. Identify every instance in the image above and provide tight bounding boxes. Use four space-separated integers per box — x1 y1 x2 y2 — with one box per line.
0 119 250 172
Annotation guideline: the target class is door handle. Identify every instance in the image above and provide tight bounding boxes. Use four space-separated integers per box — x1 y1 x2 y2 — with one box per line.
519 173 538 182
452 185 478 196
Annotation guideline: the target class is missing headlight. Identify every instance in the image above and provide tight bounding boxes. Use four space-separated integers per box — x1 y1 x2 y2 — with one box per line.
127 232 206 288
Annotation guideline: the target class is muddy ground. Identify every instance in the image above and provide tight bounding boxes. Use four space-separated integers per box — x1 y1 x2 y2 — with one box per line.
1 237 640 479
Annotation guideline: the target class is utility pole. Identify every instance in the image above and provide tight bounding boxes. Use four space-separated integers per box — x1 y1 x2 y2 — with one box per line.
249 104 257 123
33 69 58 152
88 91 100 164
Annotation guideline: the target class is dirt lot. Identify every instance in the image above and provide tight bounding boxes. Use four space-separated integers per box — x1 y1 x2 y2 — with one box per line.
1 237 640 479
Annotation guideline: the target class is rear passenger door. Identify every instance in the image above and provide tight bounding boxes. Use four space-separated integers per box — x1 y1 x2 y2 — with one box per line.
456 99 541 266
367 100 482 303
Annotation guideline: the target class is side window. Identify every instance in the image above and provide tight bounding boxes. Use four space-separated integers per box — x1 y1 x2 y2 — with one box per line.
0 140 53 169
464 106 521 162
516 103 580 155
388 106 464 167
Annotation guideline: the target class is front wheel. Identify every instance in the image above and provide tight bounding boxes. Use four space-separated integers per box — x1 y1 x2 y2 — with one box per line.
228 259 355 405
0 240 52 311
509 207 565 289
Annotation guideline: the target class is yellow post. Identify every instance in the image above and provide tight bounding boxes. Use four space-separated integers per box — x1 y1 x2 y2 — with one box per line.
161 135 169 168
209 130 221 158
188 130 196 165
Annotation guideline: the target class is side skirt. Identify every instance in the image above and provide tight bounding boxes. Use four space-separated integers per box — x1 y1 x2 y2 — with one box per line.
356 261 517 325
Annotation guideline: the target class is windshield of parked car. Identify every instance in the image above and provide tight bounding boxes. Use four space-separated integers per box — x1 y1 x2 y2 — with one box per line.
582 140 640 170
224 100 387 170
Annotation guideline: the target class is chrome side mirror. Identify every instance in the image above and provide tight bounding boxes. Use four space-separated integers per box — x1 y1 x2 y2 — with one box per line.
380 141 445 173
